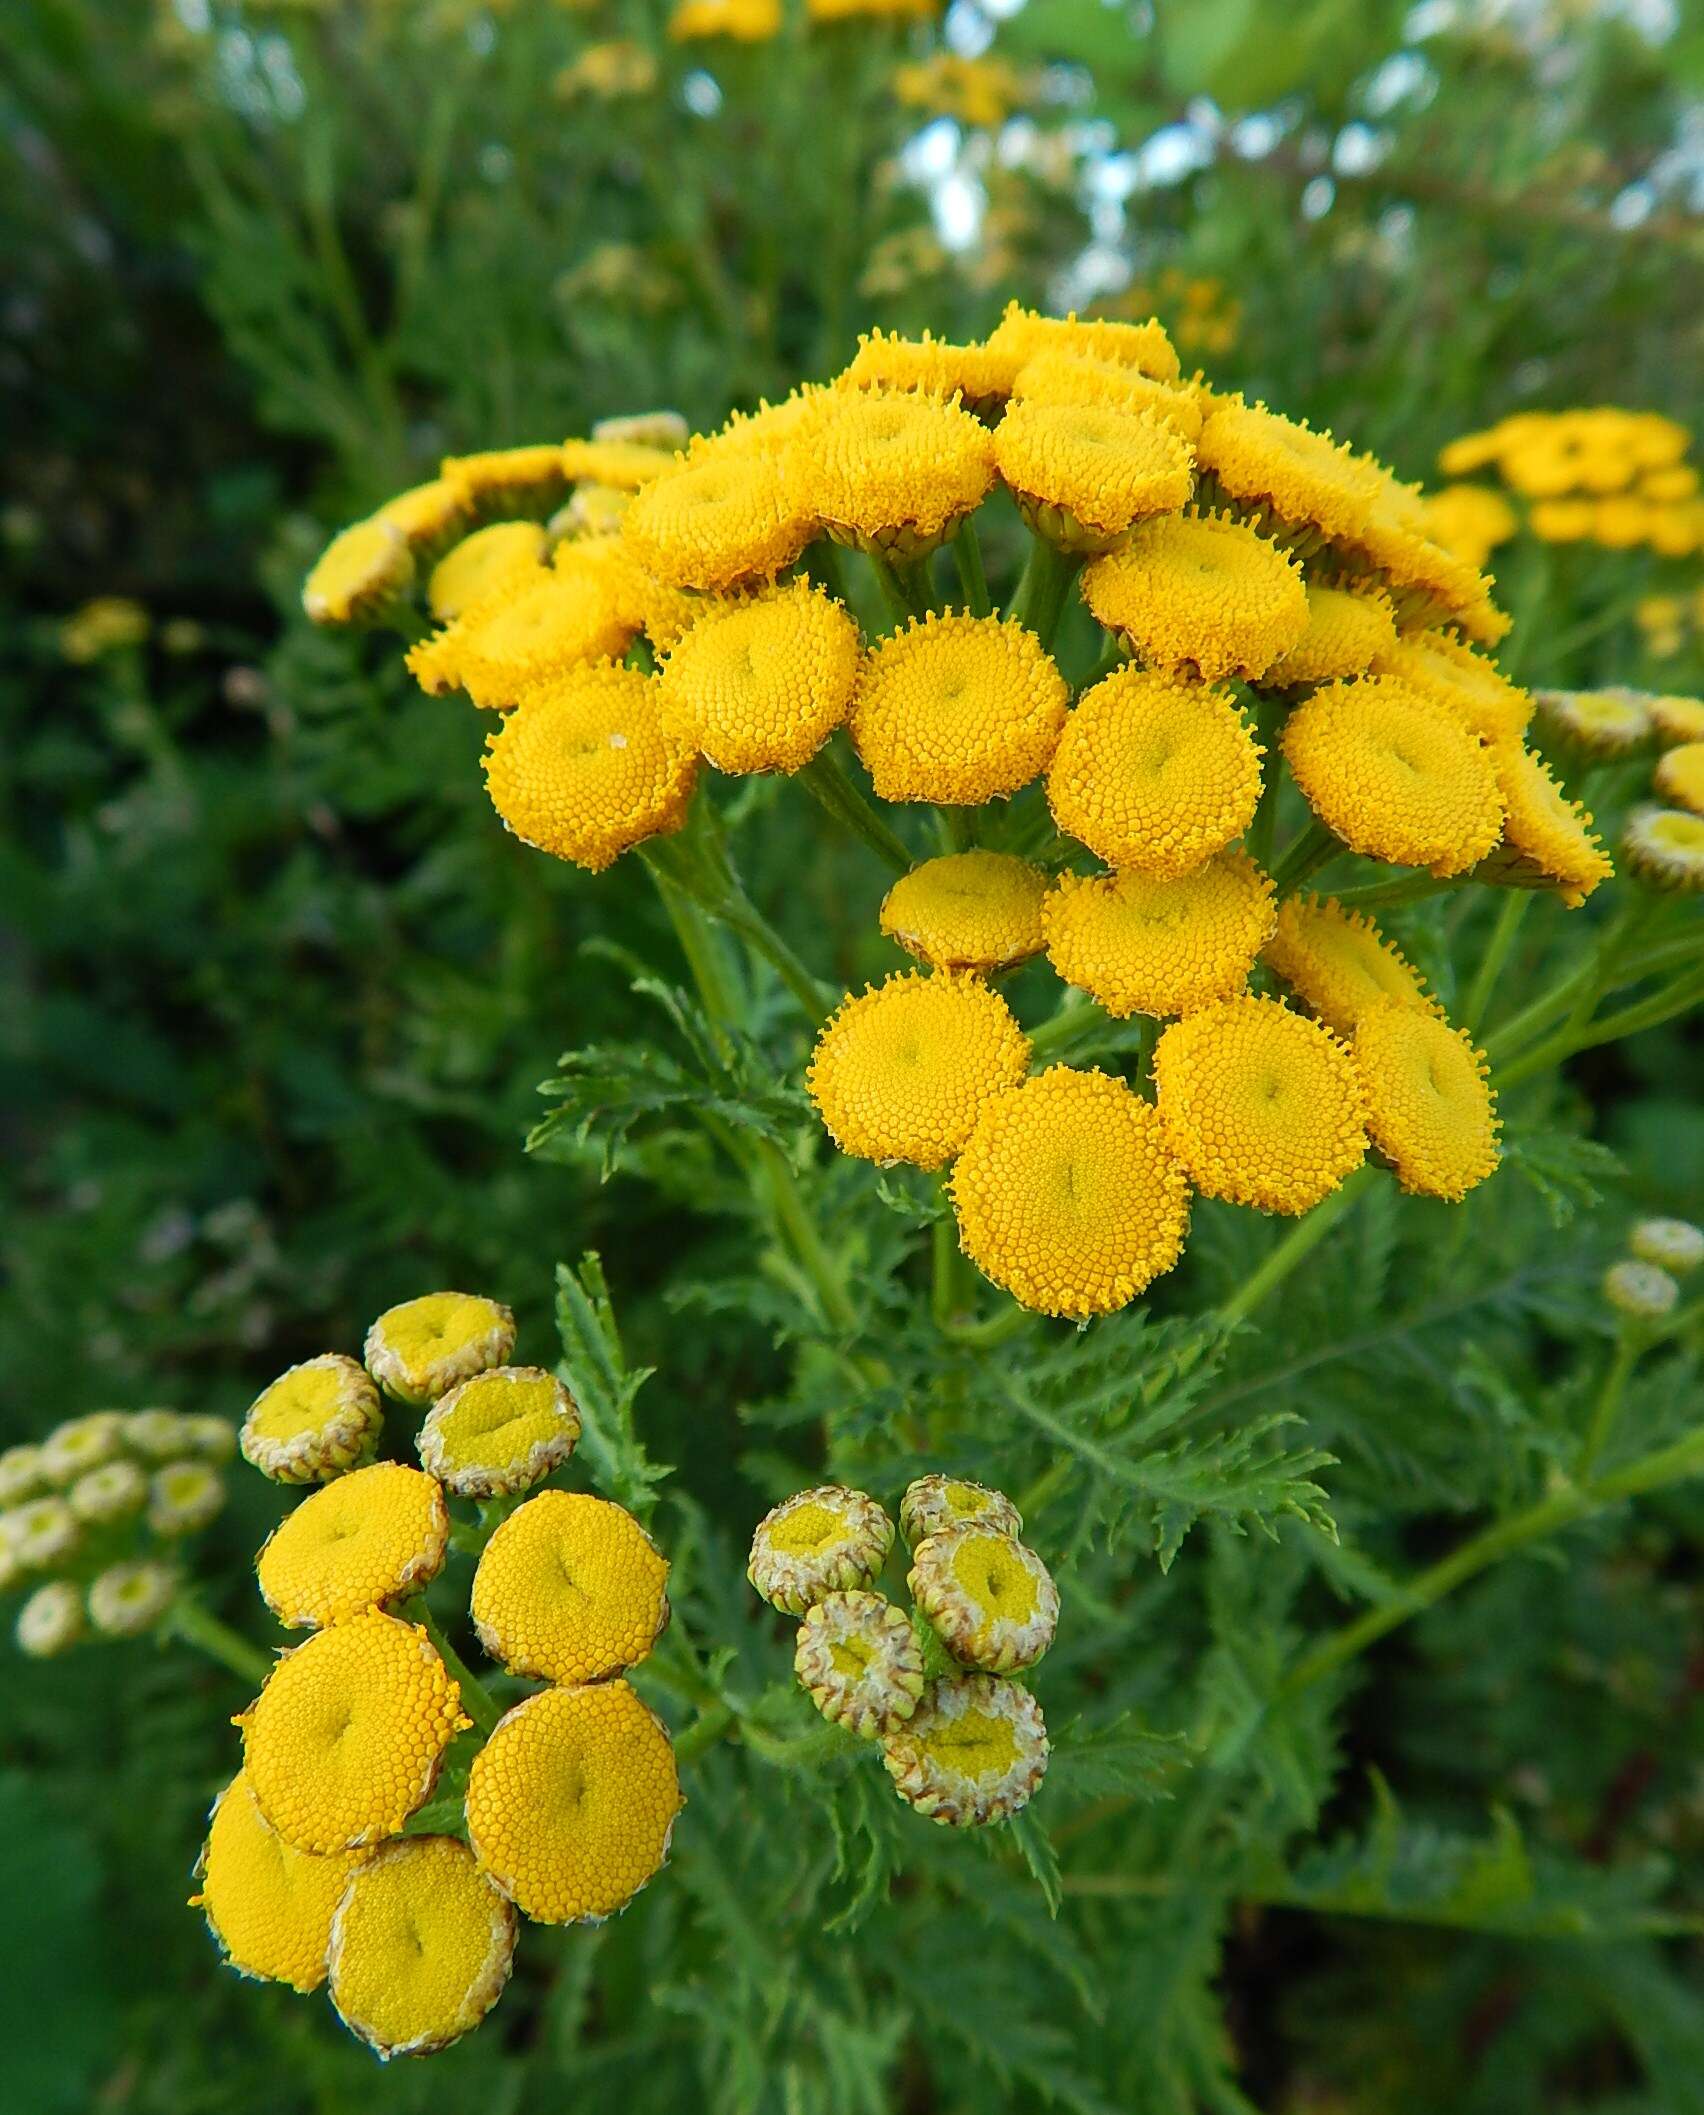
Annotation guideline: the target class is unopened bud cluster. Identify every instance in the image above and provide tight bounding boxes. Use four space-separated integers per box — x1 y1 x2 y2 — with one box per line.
1603 1216 1703 1321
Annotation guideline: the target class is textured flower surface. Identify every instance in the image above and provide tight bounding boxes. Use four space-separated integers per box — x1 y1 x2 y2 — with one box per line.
326 1836 516 2060
880 1672 1049 1826
909 1525 1058 1672
1264 581 1398 686
879 851 1049 973
748 1486 895 1614
1046 666 1263 874
241 1354 382 1484
1196 400 1383 541
1353 1002 1500 1200
1081 512 1307 680
1154 996 1367 1214
807 970 1031 1170
1655 741 1704 816
657 579 860 774
950 1066 1191 1317
789 386 993 554
994 396 1193 547
985 301 1181 384
239 1611 467 1853
1262 894 1434 1036
472 1489 669 1684
465 1681 681 1923
302 519 414 627
1373 631 1534 747
1484 743 1613 905
1012 349 1202 440
417 1368 581 1499
1041 851 1275 1019
363 1293 516 1408
794 1590 925 1737
621 440 811 591
838 328 1015 411
850 611 1068 805
256 1462 449 1629
407 571 635 709
900 1474 1022 1547
195 1772 365 1993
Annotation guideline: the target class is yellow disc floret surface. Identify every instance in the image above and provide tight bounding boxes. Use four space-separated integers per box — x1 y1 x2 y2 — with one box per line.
985 301 1181 384
1196 400 1383 542
407 570 636 709
787 386 994 554
1041 850 1275 1019
993 397 1194 548
1262 894 1434 1036
303 519 414 628
195 1772 366 1993
1353 1001 1500 1201
1263 582 1398 687
418 1367 581 1499
1080 512 1308 681
256 1462 450 1629
880 1671 1049 1826
241 1353 382 1484
1373 631 1534 747
465 1681 682 1924
364 1292 516 1407
427 522 548 622
620 441 812 592
879 851 1049 974
471 1489 669 1685
657 579 860 775
239 1612 467 1853
1484 743 1613 905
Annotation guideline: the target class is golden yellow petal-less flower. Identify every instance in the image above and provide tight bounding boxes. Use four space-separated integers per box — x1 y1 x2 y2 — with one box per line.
1481 743 1613 906
1195 400 1383 543
1261 894 1433 1036
993 397 1194 551
881 1671 1049 1826
620 442 812 592
417 1367 581 1499
256 1462 450 1630
1649 695 1704 746
1081 512 1307 681
1011 350 1203 442
900 1474 1022 1547
559 437 679 489
908 1525 1058 1673
241 1354 383 1485
374 477 471 557
787 387 994 557
657 579 860 775
838 329 1014 416
748 1485 895 1614
985 301 1181 385
441 443 572 521
1654 741 1704 817
1373 630 1533 747
879 850 1049 974
1263 581 1398 687
407 571 636 710
1621 805 1704 892
364 1292 517 1407
1352 1002 1500 1201
194 1772 365 1992
427 521 548 622
471 1489 669 1685
1041 851 1275 1019
1534 687 1653 759
303 519 415 629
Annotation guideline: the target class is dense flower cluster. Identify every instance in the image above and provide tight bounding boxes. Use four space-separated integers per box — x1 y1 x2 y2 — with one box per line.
0 1408 233 1658
1432 408 1699 559
749 1475 1052 1825
199 1292 678 2058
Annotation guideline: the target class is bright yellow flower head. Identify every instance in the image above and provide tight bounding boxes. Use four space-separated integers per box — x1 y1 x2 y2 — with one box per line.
807 970 1031 1170
657 579 860 775
327 1836 516 2059
879 851 1049 974
194 1772 365 1993
1154 995 1367 1215
785 387 994 558
1041 851 1275 1020
838 329 1015 415
418 1367 581 1499
748 1485 895 1614
364 1291 516 1408
1420 484 1518 568
302 519 415 629
670 0 782 38
465 1681 682 1924
1011 350 1203 443
1195 400 1383 542
1081 512 1307 681
1529 498 1596 543
241 1354 383 1485
482 663 699 872
1352 1002 1499 1202
993 397 1194 551
795 1590 926 1737
881 1671 1049 1826
985 301 1181 385
1534 687 1653 759
621 440 812 591
1281 676 1504 877
427 521 548 622
238 1612 468 1853
1481 743 1613 906
1650 696 1704 746
1261 894 1433 1037
1373 630 1534 747
374 477 471 557
1344 481 1508 644
256 1463 449 1630
850 611 1068 805
1655 741 1704 817
471 1489 669 1685
407 570 637 710
1621 805 1704 893
558 436 678 489
441 443 572 521
1646 500 1704 558
900 1474 1022 1546
1263 582 1398 688
950 1065 1190 1318
1046 665 1263 875
909 1525 1058 1673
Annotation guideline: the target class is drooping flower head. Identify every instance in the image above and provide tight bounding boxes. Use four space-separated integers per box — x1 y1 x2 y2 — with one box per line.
786 387 994 557
1352 1002 1500 1201
1373 631 1534 747
1154 995 1367 1215
794 1590 926 1737
881 1671 1049 1826
364 1292 517 1408
1261 893 1433 1036
1620 805 1704 893
472 1489 668 1685
1081 512 1307 681
806 970 1032 1170
407 570 636 710
1655 741 1704 816
909 1525 1059 1673
748 1486 895 1615
1195 400 1383 543
900 1474 1022 1547
657 579 861 775
879 851 1049 974
418 1367 581 1499
194 1772 366 1993
993 397 1194 551
241 1355 383 1484
1263 581 1398 687
1041 850 1275 1019
1630 1218 1704 1274
1046 665 1263 874
950 1066 1191 1318
427 521 548 622
257 1462 450 1630
1479 743 1613 906
302 519 415 629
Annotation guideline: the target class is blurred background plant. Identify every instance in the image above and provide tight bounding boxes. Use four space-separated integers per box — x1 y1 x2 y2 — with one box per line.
2 1 1702 2110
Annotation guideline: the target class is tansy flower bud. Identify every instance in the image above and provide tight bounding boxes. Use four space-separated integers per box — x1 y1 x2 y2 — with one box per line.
417 1366 581 1499
69 1459 148 1527
881 1672 1049 1826
88 1559 176 1638
1534 687 1653 759
181 1414 238 1462
241 1355 383 1484
39 1412 127 1483
909 1526 1059 1673
0 1445 45 1505
748 1486 895 1615
471 1489 669 1684
6 1496 80 1572
900 1475 1022 1548
1620 805 1704 893
125 1408 200 1461
194 1772 366 1993
1629 1218 1704 1275
1654 741 1704 817
364 1292 518 1406
148 1459 227 1537
256 1462 450 1629
327 1837 517 2059
591 409 692 452
794 1591 925 1736
17 1580 85 1659
1603 1260 1678 1320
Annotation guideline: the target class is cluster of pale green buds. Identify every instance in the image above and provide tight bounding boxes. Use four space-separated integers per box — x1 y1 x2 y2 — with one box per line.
0 1409 235 1657
1602 1217 1704 1321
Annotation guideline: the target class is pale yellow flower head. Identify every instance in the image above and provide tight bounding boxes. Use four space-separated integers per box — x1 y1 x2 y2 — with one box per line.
364 1291 516 1407
881 1671 1049 1826
1629 1218 1704 1274
748 1486 895 1615
909 1525 1058 1673
241 1355 384 1485
303 519 415 629
427 521 548 622
1655 741 1704 817
418 1367 581 1499
1621 805 1704 893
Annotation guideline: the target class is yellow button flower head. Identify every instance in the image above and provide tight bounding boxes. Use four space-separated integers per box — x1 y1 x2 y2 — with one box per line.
1012 350 1203 442
881 1671 1049 1827
1533 686 1653 759
0 1446 44 1506
257 1463 450 1630
879 851 1048 974
1650 694 1704 746
1480 743 1613 906
950 1066 1191 1318
985 301 1181 385
302 519 415 629
900 1474 1022 1547
1603 1260 1678 1320
327 1836 516 2059
471 1489 669 1685
17 1581 84 1659
748 1485 895 1615
442 442 573 522
363 1291 516 1407
5 1495 79 1570
148 1459 226 1537
1630 1218 1704 1274
591 410 692 453
1655 741 1704 817
183 1414 239 1462
620 437 811 592
806 970 1032 1171
1372 631 1534 747
482 663 699 873
786 387 994 559
1621 805 1704 893
88 1559 177 1637
39 1411 127 1482
838 329 1015 417
465 1681 682 1924
657 579 860 775
1196 400 1383 543
240 1612 467 1853
427 521 548 622
1046 665 1263 875
1155 996 1367 1215
850 611 1068 805
69 1458 148 1527
1346 481 1509 644
993 397 1194 552
407 570 636 710
794 1590 925 1738
242 1354 383 1484
1261 893 1433 1037
194 1772 365 1993
1281 677 1504 877
1263 582 1398 687
1352 1002 1499 1201
418 1367 581 1499
560 435 680 488
909 1526 1058 1673
374 477 472 559
1081 513 1307 681
1041 851 1275 1019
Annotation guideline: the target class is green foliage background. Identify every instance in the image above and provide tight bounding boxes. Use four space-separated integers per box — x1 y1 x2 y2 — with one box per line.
2 3 1702 2111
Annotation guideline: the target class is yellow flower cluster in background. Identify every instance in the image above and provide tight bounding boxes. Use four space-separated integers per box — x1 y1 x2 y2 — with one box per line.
749 1474 1052 1826
0 1408 234 1657
1107 269 1242 362
892 52 1027 131
199 1290 679 2058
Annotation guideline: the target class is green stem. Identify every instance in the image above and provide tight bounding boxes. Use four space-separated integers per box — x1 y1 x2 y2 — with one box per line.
932 1208 963 1333
807 536 854 608
864 547 925 628
753 1138 864 1345
940 1300 1035 1351
1497 969 1704 1088
413 1600 503 1738
1271 819 1339 898
1576 1334 1640 1482
798 751 913 874
1246 715 1285 875
1461 892 1531 1036
1005 537 1082 650
674 1701 735 1765
1219 1167 1378 1329
952 514 991 617
1081 629 1125 690
1328 873 1468 911
164 1596 274 1689
1027 995 1103 1062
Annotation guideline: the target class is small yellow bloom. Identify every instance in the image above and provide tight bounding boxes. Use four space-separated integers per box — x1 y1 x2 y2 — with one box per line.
1481 743 1612 907
1041 851 1275 1020
0 1446 44 1506
69 1459 148 1527
303 520 415 628
1603 1260 1678 1320
1261 894 1433 1037
427 521 548 622
1654 741 1704 817
891 52 1025 130
1648 695 1704 749
984 301 1180 386
418 1367 581 1499
669 0 782 38
837 329 1015 415
1081 512 1307 682
371 478 471 558
39 1411 127 1483
881 1671 1048 1826
621 437 812 591
1353 1002 1499 1201
60 596 149 662
795 1590 925 1737
1619 805 1703 893
195 1772 365 1993
1529 497 1596 543
1343 480 1508 644
590 411 692 453
879 851 1049 975
657 579 861 775
408 570 637 710
1419 484 1518 568
909 1525 1058 1673
994 396 1193 551
125 1408 199 1460
1195 399 1383 543
256 1462 449 1630
1534 687 1653 758
748 1486 895 1615
553 38 658 99
788 387 994 559
471 1490 669 1685
900 1474 1021 1547
441 443 572 521
241 1354 383 1485
3 1495 79 1571
1011 350 1202 443
1264 582 1398 688
1372 630 1533 747
363 1291 517 1408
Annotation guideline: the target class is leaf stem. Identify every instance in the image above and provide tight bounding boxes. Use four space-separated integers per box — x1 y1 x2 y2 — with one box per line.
163 1596 275 1689
951 514 991 617
798 751 914 875
1461 892 1531 1035
1218 1167 1378 1329
1006 537 1082 649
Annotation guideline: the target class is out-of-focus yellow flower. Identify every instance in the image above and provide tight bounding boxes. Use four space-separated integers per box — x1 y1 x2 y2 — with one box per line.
892 52 1026 130
1041 852 1275 1021
374 477 471 557
302 519 416 629
60 596 149 662
670 0 781 37
554 39 658 99
810 0 938 19
1640 465 1698 503
1649 694 1704 745
88 1559 177 1637
1529 497 1596 543
1534 686 1653 759
147 1459 226 1537
1261 894 1433 1037
471 1489 669 1685
442 443 573 522
879 851 1048 975
408 570 637 710
1621 805 1704 892
427 522 548 623
1593 496 1657 550
1421 484 1518 568
1646 501 1704 558
1352 1003 1499 1201
1655 741 1704 817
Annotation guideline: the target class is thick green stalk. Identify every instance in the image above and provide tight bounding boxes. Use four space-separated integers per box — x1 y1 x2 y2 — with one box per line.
1329 872 1467 911
1218 1167 1378 1329
1576 1334 1640 1482
1271 819 1339 898
951 514 992 617
164 1596 274 1689
1026 995 1103 1062
1006 537 1082 649
864 547 926 627
798 751 913 874
1461 892 1531 1035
